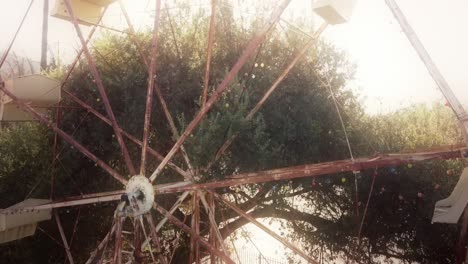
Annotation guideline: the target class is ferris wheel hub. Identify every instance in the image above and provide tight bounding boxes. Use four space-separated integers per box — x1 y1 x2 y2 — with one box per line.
118 175 154 217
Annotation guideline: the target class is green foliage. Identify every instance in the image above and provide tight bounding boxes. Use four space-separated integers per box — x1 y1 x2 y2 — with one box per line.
365 104 463 152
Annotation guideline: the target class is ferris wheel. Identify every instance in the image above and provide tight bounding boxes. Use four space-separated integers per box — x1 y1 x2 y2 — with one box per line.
1 0 468 263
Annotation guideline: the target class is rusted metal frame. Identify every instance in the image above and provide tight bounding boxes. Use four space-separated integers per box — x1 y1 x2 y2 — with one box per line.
156 147 467 194
323 67 360 219
152 203 236 264
50 102 62 200
149 0 292 183
208 192 217 264
113 216 124 264
154 83 196 175
205 22 328 172
357 169 377 245
202 0 217 108
385 0 468 146
119 0 195 176
63 90 191 179
67 206 82 254
140 0 162 176
37 226 64 247
213 192 319 264
140 190 191 248
85 223 117 264
77 20 127 34
136 216 157 263
0 0 34 68
199 191 228 254
54 211 75 264
145 213 168 264
0 182 193 213
8 146 465 214
156 190 190 231
0 85 127 185
190 192 201 264
63 0 136 176
133 219 143 263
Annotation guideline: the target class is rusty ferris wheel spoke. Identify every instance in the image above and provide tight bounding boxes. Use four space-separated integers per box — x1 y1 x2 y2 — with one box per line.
63 0 136 176
140 0 161 176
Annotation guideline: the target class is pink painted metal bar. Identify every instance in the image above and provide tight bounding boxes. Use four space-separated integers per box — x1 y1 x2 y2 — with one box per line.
63 90 190 179
50 103 62 200
190 192 201 264
63 0 136 176
140 0 162 176
0 85 127 185
113 217 123 264
145 213 168 264
133 219 143 263
213 192 319 264
149 0 293 183
202 0 217 108
205 23 328 172
208 192 218 264
153 203 236 264
85 223 116 264
157 146 467 193
55 211 75 264
5 146 465 214
199 191 228 253
0 0 34 68
154 83 196 175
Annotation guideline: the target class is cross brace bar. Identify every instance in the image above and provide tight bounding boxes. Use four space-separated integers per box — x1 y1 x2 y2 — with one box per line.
3 146 465 213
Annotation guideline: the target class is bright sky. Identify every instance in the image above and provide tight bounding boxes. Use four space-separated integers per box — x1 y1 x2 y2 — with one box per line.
1 0 467 262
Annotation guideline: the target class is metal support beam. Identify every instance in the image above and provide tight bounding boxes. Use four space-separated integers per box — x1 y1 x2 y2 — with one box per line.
140 0 161 176
199 191 228 254
145 213 168 264
158 146 467 194
2 146 466 214
202 0 217 108
55 211 75 264
113 217 123 264
85 223 116 264
208 192 218 264
190 192 201 264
